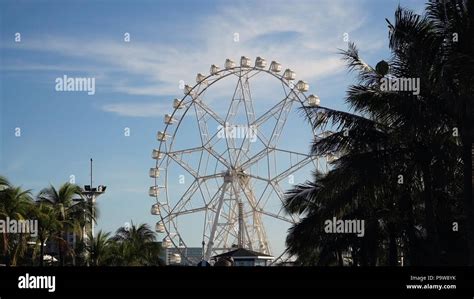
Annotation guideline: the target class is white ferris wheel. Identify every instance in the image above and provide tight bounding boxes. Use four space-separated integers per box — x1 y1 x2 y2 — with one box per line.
149 56 331 265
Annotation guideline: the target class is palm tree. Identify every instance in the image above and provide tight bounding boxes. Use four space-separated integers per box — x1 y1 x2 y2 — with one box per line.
37 183 87 266
33 203 61 266
67 199 97 265
284 2 467 266
425 0 474 265
383 5 462 265
141 242 166 266
111 222 162 266
0 176 10 190
0 179 33 266
84 230 112 266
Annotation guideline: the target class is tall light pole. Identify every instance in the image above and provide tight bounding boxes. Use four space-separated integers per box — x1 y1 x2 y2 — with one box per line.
81 158 106 238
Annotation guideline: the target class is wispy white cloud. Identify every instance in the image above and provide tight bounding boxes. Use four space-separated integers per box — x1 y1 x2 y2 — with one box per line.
0 63 105 72
101 102 171 117
4 0 386 117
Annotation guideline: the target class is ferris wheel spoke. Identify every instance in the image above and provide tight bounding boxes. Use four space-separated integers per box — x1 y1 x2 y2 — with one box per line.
220 182 290 226
239 147 273 170
233 76 257 166
194 102 212 147
245 69 263 80
194 96 226 126
197 180 212 209
248 96 296 150
198 173 225 181
253 174 280 212
242 76 256 128
168 180 201 215
253 180 271 209
273 157 314 183
168 146 206 156
197 177 220 207
268 248 294 266
243 172 273 184
271 149 315 182
268 94 296 148
269 181 298 223
258 209 294 224
253 127 271 147
168 206 210 218
198 124 225 150
221 76 245 165
224 76 242 125
251 98 287 128
204 146 232 169
237 174 294 225
168 152 199 178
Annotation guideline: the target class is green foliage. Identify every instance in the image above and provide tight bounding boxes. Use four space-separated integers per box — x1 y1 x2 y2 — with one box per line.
0 178 164 266
285 0 473 266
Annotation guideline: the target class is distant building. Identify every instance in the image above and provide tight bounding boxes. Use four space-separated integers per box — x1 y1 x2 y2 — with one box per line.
43 231 78 264
212 248 274 266
164 247 203 266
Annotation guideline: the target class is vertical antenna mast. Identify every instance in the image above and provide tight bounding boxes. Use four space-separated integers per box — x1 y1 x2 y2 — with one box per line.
238 202 244 248
90 158 93 187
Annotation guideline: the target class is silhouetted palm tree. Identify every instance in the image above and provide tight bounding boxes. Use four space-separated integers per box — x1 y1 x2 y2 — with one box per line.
285 1 470 266
425 0 474 265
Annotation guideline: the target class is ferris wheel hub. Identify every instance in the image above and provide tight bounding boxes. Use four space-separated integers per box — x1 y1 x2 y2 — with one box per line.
224 168 248 183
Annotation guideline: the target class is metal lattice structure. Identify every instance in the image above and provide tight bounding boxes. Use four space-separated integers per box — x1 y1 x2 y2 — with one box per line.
149 56 331 265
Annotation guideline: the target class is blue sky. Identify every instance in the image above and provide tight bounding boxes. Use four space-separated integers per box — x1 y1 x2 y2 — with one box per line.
0 0 425 255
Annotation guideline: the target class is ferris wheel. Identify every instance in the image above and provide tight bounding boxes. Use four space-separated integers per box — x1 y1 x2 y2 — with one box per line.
149 56 330 265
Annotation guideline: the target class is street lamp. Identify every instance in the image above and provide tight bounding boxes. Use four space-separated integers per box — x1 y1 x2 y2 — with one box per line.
81 158 106 238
